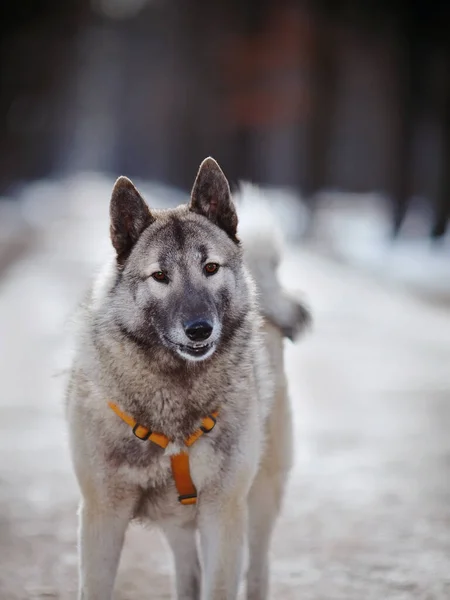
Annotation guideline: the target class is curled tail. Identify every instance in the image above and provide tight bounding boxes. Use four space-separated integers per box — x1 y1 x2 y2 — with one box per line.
235 183 312 341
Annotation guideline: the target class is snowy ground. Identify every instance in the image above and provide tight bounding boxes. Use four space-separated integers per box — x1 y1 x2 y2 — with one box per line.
1 175 450 599
308 191 450 304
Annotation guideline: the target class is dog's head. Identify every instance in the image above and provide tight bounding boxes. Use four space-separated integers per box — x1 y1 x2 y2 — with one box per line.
107 157 251 363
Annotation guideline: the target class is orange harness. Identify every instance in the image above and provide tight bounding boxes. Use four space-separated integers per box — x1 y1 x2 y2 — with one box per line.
108 402 218 506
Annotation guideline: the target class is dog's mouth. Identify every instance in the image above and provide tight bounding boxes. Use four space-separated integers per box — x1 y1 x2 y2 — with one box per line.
177 342 213 358
163 336 216 361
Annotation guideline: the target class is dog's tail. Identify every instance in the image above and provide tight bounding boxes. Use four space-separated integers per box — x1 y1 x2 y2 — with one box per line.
235 183 311 341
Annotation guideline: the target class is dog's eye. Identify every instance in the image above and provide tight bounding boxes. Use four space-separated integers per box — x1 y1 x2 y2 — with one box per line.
151 271 169 283
204 263 220 276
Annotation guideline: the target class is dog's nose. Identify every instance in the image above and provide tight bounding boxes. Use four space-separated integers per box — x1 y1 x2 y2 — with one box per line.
184 319 213 342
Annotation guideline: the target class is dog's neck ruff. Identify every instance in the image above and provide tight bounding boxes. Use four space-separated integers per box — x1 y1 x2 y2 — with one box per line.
108 401 218 506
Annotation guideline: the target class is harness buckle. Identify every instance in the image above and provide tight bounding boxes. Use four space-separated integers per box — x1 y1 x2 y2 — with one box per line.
132 423 151 441
178 493 198 505
200 414 217 434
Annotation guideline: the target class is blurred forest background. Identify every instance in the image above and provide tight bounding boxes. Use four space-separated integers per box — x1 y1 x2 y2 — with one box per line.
2 4 450 598
2 0 450 239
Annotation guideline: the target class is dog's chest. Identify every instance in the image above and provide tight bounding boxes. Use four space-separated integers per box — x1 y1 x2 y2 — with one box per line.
134 481 196 523
109 433 224 521
106 433 169 470
112 446 186 521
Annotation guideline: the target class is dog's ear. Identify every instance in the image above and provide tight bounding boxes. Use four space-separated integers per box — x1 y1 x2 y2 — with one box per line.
110 176 154 264
190 157 238 240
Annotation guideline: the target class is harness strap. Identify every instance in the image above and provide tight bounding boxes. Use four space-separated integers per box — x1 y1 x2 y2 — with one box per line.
108 402 218 505
108 402 170 448
171 453 197 505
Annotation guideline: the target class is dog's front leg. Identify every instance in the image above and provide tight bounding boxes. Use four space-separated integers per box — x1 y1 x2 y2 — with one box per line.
198 498 247 600
163 522 201 600
78 498 132 600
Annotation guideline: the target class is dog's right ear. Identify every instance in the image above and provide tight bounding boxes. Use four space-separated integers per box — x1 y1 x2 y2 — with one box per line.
110 176 154 265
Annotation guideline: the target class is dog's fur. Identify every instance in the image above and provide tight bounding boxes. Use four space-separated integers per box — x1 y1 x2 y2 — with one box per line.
66 157 311 600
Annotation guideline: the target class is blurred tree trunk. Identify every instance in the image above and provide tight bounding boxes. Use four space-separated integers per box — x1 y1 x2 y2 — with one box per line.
0 0 88 193
431 48 450 239
303 5 338 200
390 7 427 236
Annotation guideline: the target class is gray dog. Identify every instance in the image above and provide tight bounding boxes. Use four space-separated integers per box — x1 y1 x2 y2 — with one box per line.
66 157 310 600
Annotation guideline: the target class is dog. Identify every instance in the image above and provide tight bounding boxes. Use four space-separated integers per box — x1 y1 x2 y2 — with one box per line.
66 157 311 600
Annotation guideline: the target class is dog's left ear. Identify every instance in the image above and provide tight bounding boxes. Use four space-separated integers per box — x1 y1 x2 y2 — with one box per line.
190 157 238 240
